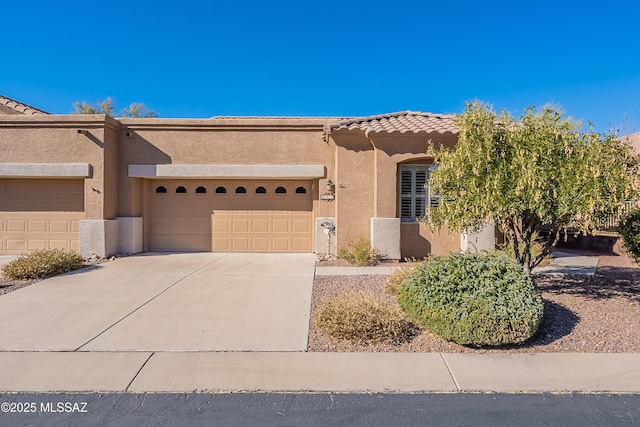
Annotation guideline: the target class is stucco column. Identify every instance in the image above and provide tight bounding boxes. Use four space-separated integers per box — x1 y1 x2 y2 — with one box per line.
460 222 496 252
79 220 118 257
370 218 401 259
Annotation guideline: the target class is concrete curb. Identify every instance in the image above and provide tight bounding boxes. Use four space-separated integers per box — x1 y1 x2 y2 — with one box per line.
1 351 639 393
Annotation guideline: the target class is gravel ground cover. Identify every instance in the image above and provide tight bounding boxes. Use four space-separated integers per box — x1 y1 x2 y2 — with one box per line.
309 250 640 353
0 255 116 296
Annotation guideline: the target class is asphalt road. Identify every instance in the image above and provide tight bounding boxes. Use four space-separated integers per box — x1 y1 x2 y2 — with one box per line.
0 393 639 426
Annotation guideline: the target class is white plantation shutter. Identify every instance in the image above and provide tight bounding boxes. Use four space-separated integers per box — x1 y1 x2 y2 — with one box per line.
399 165 438 222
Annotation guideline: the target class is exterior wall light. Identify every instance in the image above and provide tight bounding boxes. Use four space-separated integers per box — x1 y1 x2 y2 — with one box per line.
325 179 333 192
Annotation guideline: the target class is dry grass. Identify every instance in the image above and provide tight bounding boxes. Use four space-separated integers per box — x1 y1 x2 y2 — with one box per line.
384 262 421 295
313 290 420 344
338 238 380 266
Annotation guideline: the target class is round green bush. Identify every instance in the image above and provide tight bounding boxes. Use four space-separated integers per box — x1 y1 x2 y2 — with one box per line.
396 252 543 346
618 209 640 264
1 249 86 280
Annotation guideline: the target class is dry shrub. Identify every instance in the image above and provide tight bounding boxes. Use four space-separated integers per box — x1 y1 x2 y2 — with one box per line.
1 249 85 280
314 290 420 344
384 259 423 295
338 238 380 266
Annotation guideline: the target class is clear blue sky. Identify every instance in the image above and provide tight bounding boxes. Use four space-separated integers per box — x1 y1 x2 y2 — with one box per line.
3 0 639 133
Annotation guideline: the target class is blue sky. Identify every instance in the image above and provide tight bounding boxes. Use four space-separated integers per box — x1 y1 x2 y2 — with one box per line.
3 0 639 133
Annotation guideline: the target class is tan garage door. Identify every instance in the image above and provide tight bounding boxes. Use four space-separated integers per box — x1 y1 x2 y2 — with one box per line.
150 180 313 252
0 179 84 254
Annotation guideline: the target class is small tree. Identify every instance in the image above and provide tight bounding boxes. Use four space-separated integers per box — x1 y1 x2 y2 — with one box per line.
121 102 159 118
427 100 638 272
73 97 157 118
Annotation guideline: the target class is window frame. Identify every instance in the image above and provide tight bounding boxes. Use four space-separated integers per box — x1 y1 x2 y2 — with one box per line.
398 164 437 222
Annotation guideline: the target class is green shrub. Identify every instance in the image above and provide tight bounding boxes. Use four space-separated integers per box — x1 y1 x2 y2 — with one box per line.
618 209 640 264
1 249 86 280
314 290 419 344
338 237 380 266
397 251 543 346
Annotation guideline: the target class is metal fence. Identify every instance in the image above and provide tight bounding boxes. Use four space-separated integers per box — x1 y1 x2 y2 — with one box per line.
600 201 639 233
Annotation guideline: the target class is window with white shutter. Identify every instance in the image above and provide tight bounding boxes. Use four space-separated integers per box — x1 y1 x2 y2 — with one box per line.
399 164 438 222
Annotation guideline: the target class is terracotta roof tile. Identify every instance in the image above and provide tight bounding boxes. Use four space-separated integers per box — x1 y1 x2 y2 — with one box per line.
0 95 49 115
327 111 458 135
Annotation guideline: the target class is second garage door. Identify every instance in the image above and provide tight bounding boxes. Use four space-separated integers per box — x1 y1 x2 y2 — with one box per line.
150 180 313 252
0 179 84 254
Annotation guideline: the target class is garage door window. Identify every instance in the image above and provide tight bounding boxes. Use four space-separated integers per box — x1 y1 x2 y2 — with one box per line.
176 186 187 194
155 186 167 193
215 186 226 194
275 186 286 194
255 186 267 194
235 186 246 194
196 186 207 194
295 186 306 194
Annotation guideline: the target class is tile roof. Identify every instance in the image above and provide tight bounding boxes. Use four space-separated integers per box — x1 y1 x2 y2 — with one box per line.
326 111 458 135
621 132 640 154
0 94 49 115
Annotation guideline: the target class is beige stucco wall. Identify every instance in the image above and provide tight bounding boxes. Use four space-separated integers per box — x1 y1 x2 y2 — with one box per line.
116 118 334 218
330 130 460 257
331 132 375 246
370 134 457 218
1 114 462 257
116 118 335 251
0 114 116 220
400 223 460 258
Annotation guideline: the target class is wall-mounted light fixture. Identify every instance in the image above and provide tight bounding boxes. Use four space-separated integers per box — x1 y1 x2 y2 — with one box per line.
325 179 333 192
125 131 133 138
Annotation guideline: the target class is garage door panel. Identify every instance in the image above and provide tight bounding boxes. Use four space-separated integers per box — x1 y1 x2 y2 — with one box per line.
252 218 269 233
252 237 269 251
29 220 47 232
232 219 250 232
272 219 289 233
50 221 69 233
1 179 84 255
272 237 290 252
232 237 250 251
212 236 230 251
7 239 26 252
7 220 26 232
293 237 311 252
212 218 230 233
292 219 310 233
28 240 47 251
151 179 313 253
49 240 70 251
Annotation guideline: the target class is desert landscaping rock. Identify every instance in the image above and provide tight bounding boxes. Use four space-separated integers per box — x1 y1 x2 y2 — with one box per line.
308 250 640 353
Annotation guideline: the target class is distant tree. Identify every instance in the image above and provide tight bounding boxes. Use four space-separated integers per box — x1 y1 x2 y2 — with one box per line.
120 102 158 118
73 97 114 116
427 100 638 272
73 97 157 117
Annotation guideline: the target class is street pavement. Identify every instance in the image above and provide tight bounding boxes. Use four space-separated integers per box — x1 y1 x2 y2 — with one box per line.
1 392 638 426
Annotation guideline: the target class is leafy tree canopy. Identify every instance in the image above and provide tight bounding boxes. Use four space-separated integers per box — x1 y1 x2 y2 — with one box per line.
73 97 158 118
427 100 639 271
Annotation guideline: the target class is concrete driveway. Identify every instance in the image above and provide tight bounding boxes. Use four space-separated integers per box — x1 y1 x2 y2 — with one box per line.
0 252 315 352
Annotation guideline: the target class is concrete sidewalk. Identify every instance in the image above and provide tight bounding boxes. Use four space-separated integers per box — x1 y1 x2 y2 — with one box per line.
316 251 600 277
1 351 639 393
532 251 599 276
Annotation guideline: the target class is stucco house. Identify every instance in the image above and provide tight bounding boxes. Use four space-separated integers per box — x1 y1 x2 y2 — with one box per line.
0 94 493 259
